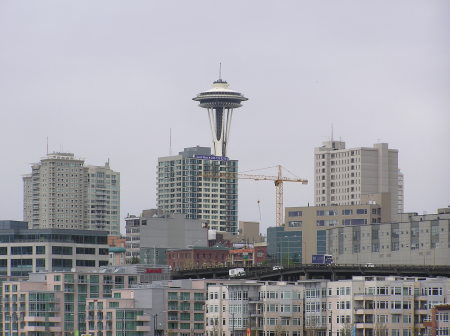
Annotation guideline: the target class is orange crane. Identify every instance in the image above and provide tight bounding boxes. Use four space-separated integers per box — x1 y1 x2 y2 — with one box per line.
202 165 308 227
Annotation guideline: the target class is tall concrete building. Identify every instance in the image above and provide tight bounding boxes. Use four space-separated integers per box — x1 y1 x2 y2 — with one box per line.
85 161 121 234
314 140 401 218
23 152 120 235
398 169 404 214
157 146 238 234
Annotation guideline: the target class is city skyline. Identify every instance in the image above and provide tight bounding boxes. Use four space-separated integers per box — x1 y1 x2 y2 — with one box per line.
0 1 449 232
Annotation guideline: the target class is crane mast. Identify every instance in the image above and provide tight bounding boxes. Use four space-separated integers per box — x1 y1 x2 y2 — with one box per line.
201 165 308 227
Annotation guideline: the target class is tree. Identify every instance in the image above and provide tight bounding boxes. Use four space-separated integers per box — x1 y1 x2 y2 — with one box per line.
275 324 287 336
374 323 388 336
340 323 353 336
130 256 140 264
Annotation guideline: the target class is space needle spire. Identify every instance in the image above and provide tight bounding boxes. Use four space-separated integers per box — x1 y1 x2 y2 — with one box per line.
193 71 248 157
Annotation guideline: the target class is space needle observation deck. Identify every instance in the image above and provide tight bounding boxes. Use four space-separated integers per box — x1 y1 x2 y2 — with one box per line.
193 78 248 157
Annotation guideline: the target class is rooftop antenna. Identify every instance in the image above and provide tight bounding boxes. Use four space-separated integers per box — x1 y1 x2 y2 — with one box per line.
169 128 172 155
46 136 49 155
331 124 334 142
219 62 222 80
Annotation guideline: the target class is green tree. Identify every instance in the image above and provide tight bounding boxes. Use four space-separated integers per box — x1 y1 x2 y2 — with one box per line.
130 256 140 264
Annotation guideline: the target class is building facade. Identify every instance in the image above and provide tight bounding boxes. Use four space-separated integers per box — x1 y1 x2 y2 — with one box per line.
267 227 303 266
226 246 268 267
0 223 109 276
23 152 120 235
205 276 450 336
280 203 384 264
0 270 139 336
326 211 450 265
125 214 143 262
424 304 450 336
166 247 229 270
157 146 238 234
239 221 261 243
314 141 401 219
85 162 121 235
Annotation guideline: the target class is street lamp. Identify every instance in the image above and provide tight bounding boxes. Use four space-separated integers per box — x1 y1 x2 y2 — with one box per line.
153 313 158 336
231 311 235 336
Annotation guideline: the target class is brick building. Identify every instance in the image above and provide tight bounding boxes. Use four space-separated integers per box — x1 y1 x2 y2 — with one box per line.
166 247 229 270
226 245 267 267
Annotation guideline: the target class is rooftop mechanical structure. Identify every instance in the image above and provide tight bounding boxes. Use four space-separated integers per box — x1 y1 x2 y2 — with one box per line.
193 77 248 157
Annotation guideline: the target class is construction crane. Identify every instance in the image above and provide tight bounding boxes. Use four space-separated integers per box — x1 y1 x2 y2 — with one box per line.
202 165 308 227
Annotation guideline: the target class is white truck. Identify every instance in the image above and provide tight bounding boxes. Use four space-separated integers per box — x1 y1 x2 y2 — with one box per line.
229 268 245 278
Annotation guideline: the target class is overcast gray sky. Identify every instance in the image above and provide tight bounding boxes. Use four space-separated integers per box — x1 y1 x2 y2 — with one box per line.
1 0 449 233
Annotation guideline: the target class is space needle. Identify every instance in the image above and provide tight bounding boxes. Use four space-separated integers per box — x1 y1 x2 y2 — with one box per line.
193 71 248 157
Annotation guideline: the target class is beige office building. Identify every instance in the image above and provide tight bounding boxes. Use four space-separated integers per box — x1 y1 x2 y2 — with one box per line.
23 152 120 235
314 140 402 219
282 203 384 264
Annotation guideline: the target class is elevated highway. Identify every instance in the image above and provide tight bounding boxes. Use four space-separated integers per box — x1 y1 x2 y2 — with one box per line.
171 264 450 281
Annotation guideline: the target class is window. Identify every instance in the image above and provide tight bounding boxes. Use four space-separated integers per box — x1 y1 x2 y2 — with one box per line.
76 247 95 255
11 246 33 255
288 221 302 227
36 246 45 254
342 209 353 215
36 259 45 268
52 246 73 255
109 301 119 308
288 211 302 217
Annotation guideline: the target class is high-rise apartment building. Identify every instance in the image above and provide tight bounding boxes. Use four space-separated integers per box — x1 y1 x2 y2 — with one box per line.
23 152 120 235
314 140 401 218
398 169 404 214
85 162 121 234
157 146 238 234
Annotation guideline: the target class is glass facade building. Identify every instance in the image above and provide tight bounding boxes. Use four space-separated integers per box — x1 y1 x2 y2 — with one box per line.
157 146 238 233
267 227 303 265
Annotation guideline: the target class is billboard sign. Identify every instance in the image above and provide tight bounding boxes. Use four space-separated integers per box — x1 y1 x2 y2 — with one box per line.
194 154 229 161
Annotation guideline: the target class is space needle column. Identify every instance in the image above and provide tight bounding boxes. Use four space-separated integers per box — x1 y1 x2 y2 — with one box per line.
193 77 248 157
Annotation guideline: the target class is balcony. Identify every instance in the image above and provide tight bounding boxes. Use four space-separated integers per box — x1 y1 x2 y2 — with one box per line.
24 316 60 323
24 326 45 332
355 323 374 329
355 309 368 315
136 325 151 332
137 315 151 322
49 327 63 332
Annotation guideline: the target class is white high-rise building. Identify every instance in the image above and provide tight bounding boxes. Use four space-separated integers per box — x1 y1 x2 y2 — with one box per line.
23 152 120 235
314 140 401 219
85 162 120 235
